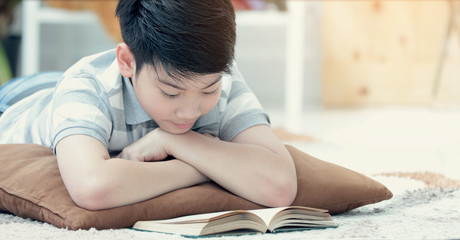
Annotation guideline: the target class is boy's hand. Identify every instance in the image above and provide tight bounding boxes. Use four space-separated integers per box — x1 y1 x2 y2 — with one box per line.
117 130 218 162
117 128 170 162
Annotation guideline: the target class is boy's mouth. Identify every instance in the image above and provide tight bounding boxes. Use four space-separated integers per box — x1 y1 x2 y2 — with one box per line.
173 122 194 130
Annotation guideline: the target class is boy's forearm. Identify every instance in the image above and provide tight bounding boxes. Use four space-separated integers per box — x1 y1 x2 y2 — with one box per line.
163 130 297 207
103 158 208 207
64 156 207 210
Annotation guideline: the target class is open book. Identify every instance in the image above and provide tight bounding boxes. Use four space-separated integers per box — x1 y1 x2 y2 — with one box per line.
131 206 337 237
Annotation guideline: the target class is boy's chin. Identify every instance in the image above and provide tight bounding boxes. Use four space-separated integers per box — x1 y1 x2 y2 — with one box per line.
160 126 191 135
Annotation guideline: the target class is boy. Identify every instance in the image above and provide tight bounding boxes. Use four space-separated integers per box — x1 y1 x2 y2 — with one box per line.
0 0 297 210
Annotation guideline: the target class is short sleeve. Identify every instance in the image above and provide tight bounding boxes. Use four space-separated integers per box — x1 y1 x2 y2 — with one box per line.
50 76 113 151
218 64 270 142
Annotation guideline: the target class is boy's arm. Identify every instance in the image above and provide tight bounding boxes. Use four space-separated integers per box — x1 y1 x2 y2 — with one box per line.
55 135 208 210
167 124 298 207
127 125 297 207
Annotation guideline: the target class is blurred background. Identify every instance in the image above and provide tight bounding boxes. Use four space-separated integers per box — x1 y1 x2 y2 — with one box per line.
2 1 459 109
1 1 459 177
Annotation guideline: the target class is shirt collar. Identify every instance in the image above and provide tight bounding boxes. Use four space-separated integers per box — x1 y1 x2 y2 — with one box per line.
122 76 153 125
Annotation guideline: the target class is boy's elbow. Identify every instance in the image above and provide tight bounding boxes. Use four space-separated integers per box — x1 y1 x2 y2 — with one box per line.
264 175 298 207
275 180 298 207
66 177 113 211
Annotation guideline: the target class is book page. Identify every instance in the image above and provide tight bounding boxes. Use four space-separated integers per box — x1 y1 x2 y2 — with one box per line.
246 207 289 226
149 210 248 224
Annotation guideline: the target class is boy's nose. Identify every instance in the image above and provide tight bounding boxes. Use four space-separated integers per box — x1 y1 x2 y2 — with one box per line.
176 98 201 121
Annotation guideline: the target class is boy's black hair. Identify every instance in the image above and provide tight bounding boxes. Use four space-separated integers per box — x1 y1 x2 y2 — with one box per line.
116 0 236 79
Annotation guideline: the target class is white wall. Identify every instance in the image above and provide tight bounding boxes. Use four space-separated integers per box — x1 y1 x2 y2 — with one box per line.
235 7 322 109
39 24 117 72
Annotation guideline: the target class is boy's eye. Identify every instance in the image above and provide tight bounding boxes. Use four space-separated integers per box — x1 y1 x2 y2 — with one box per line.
204 90 217 95
160 90 178 99
204 88 220 96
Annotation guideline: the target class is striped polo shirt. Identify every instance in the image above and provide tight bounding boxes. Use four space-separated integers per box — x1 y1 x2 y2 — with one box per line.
0 49 269 153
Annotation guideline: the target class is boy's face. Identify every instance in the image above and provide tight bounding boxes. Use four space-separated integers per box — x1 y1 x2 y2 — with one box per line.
131 64 222 134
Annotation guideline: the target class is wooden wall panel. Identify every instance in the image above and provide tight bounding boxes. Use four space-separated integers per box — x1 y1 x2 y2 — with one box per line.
322 0 459 106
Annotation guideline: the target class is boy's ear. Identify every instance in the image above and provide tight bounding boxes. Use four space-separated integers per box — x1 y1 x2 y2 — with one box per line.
116 43 136 78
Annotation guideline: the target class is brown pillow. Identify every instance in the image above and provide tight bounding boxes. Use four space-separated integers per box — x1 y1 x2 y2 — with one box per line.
0 144 392 230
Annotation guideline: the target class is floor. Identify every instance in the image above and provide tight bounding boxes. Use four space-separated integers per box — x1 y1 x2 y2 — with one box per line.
266 105 460 181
